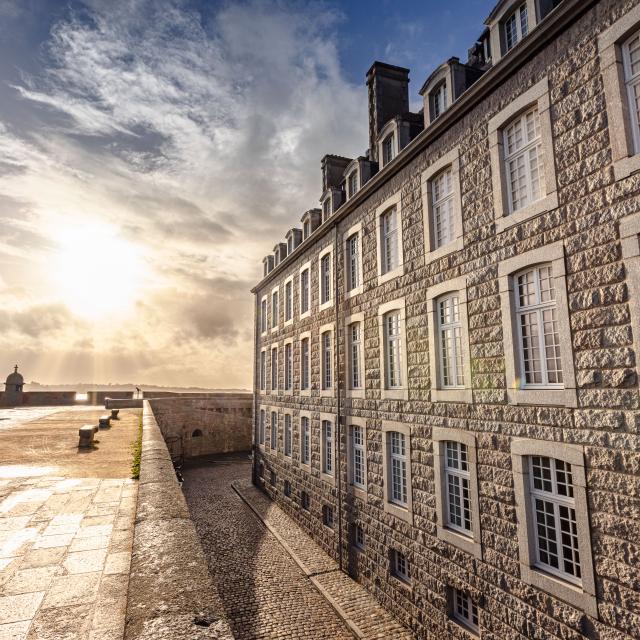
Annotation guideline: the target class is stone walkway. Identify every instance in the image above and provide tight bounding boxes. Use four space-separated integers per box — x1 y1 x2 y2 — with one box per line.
0 408 140 640
182 456 414 640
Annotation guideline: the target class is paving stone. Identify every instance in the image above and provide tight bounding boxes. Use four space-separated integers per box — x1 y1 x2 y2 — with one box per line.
32 533 73 549
103 552 129 575
0 620 31 640
1 566 59 596
69 535 110 553
28 602 93 640
63 549 108 575
41 572 101 609
0 592 45 624
20 548 66 569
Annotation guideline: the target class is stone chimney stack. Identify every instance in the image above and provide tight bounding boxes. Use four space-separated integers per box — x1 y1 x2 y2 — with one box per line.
366 62 410 162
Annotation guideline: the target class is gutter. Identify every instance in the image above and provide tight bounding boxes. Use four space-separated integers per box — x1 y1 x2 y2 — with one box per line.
250 0 598 294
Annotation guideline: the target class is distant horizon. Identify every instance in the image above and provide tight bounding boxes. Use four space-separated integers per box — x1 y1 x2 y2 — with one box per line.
22 381 251 392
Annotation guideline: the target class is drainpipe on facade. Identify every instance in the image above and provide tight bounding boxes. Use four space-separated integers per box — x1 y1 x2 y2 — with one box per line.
334 223 344 573
251 292 259 486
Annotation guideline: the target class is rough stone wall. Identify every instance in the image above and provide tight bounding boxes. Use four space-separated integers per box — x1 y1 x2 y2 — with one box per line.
253 2 640 639
149 395 252 459
0 391 78 407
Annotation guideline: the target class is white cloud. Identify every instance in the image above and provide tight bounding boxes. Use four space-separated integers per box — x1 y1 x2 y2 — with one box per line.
0 0 368 387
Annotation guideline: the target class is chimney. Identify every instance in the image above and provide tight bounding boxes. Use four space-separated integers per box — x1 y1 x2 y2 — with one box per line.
321 155 352 192
366 62 410 162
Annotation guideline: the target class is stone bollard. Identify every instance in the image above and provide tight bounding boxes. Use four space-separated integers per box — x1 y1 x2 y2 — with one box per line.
79 425 95 448
98 415 111 429
110 409 120 420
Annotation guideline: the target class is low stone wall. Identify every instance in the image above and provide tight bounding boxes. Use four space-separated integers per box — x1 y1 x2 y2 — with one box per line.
105 398 144 409
86 390 134 405
0 391 78 407
125 401 234 640
148 394 252 459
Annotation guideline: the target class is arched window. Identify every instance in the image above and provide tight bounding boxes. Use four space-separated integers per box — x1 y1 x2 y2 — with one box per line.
191 429 203 438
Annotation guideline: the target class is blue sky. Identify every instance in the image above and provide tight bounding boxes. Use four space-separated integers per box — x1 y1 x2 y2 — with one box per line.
0 0 494 387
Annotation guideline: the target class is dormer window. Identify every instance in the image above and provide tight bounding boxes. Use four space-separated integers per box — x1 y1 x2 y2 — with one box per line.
432 82 447 120
303 219 310 239
504 3 528 52
382 133 395 166
287 236 293 254
323 197 331 221
347 171 359 199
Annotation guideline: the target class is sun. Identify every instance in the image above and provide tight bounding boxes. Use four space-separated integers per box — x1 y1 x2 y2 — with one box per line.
50 223 149 320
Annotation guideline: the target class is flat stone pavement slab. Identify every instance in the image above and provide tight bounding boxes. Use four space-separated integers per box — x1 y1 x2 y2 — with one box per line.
182 456 414 640
0 407 140 640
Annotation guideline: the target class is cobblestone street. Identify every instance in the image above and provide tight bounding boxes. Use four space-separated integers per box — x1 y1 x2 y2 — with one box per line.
182 456 357 640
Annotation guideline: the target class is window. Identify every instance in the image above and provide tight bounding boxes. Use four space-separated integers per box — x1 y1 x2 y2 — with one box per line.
384 311 403 389
432 168 454 249
623 30 640 154
504 3 528 52
514 264 562 388
389 431 407 507
284 280 293 322
348 322 362 390
260 297 267 333
322 419 333 476
489 78 557 230
600 9 640 180
347 171 358 199
300 337 310 392
284 342 293 391
503 107 544 214
433 428 481 556
301 491 310 510
300 416 310 465
321 330 332 391
382 133 395 166
259 409 265 445
346 233 360 292
380 208 399 274
303 219 310 239
270 470 276 486
391 549 410 583
270 347 278 391
499 243 576 407
284 480 291 497
322 197 331 221
349 424 366 490
320 252 332 306
437 293 465 389
353 524 365 550
300 268 310 315
284 414 292 457
322 504 334 529
271 290 279 329
451 588 479 633
259 350 266 391
270 411 277 450
382 423 412 523
432 81 447 119
512 440 596 615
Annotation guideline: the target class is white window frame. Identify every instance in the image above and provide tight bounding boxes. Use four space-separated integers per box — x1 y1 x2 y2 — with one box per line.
381 421 413 524
378 119 398 168
322 194 332 222
599 6 640 180
284 276 293 326
259 348 266 393
269 410 278 451
270 345 278 393
499 241 577 407
378 299 408 401
345 312 365 399
299 411 311 469
487 0 537 64
343 222 364 298
376 192 404 285
433 427 481 558
318 246 334 310
431 80 447 120
346 417 367 502
353 523 365 550
283 412 292 458
320 413 335 486
620 214 640 368
258 407 266 448
298 262 311 320
390 548 411 585
421 147 464 261
347 168 359 200
489 77 558 233
427 276 472 403
260 296 268 334
283 339 293 392
299 331 311 397
320 323 334 397
450 588 480 635
503 2 529 52
270 285 279 332
512 439 597 616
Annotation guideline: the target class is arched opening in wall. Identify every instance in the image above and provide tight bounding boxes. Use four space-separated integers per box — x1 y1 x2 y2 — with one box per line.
191 429 203 438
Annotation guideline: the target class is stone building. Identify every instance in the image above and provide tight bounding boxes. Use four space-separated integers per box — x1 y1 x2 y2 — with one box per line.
251 1 640 638
1 365 24 406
